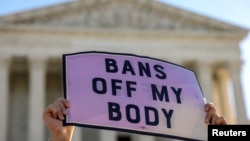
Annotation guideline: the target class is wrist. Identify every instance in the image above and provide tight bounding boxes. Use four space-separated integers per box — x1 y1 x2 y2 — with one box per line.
50 128 74 141
50 134 72 141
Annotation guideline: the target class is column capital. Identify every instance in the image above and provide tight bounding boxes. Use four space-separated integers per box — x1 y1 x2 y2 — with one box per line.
28 55 47 62
28 55 48 70
0 56 11 69
172 59 183 66
228 60 243 73
196 60 215 67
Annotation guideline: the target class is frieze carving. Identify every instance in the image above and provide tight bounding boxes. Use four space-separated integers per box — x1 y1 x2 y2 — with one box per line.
0 0 241 31
39 2 208 31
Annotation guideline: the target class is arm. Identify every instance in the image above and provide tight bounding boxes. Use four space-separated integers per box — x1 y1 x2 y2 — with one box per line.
204 102 227 125
43 98 75 141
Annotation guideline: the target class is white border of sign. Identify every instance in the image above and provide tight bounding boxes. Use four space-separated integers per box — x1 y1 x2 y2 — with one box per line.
63 51 207 141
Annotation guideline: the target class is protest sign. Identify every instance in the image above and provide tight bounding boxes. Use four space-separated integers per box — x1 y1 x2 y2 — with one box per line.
63 51 207 141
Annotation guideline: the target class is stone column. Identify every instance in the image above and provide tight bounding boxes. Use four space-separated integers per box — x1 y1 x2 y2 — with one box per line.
100 130 116 141
72 127 82 141
197 62 214 102
137 134 154 141
215 69 236 123
28 56 47 141
228 61 248 124
0 56 11 141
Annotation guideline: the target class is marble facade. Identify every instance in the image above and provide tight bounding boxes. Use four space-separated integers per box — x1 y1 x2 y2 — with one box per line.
0 0 249 141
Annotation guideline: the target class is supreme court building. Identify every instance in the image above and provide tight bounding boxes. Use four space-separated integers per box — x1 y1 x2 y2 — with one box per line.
0 0 249 141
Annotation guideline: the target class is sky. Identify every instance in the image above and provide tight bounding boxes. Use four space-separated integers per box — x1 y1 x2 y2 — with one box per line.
0 0 250 119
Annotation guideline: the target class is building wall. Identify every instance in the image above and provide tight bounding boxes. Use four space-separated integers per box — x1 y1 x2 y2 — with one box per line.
0 0 249 141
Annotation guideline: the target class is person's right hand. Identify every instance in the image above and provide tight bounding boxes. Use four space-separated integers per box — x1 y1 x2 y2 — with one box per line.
204 102 227 125
43 98 74 141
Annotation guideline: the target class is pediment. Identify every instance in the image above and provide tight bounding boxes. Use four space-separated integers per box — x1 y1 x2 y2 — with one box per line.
0 0 247 32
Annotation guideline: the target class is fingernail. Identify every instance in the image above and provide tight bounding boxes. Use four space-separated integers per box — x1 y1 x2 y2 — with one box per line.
63 110 67 115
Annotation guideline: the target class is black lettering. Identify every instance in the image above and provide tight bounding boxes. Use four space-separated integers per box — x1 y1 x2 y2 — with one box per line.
105 58 118 73
92 77 107 94
145 106 159 126
162 109 173 128
108 102 122 121
154 65 166 80
138 62 151 77
122 60 136 75
111 79 122 96
171 87 182 104
126 104 140 123
126 81 137 97
151 84 169 102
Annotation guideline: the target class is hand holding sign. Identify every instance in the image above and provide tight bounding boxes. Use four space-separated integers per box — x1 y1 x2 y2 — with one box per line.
43 98 74 141
43 98 227 141
62 51 219 141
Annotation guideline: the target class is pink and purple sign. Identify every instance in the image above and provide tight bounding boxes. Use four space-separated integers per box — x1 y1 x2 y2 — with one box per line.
63 51 207 141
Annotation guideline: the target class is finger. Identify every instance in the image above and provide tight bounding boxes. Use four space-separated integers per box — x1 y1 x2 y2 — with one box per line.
43 104 58 120
61 100 70 115
210 114 219 125
56 97 69 106
61 98 70 108
205 104 217 124
56 98 70 112
55 98 70 115
204 102 214 112
54 101 65 120
54 98 70 119
215 116 227 125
